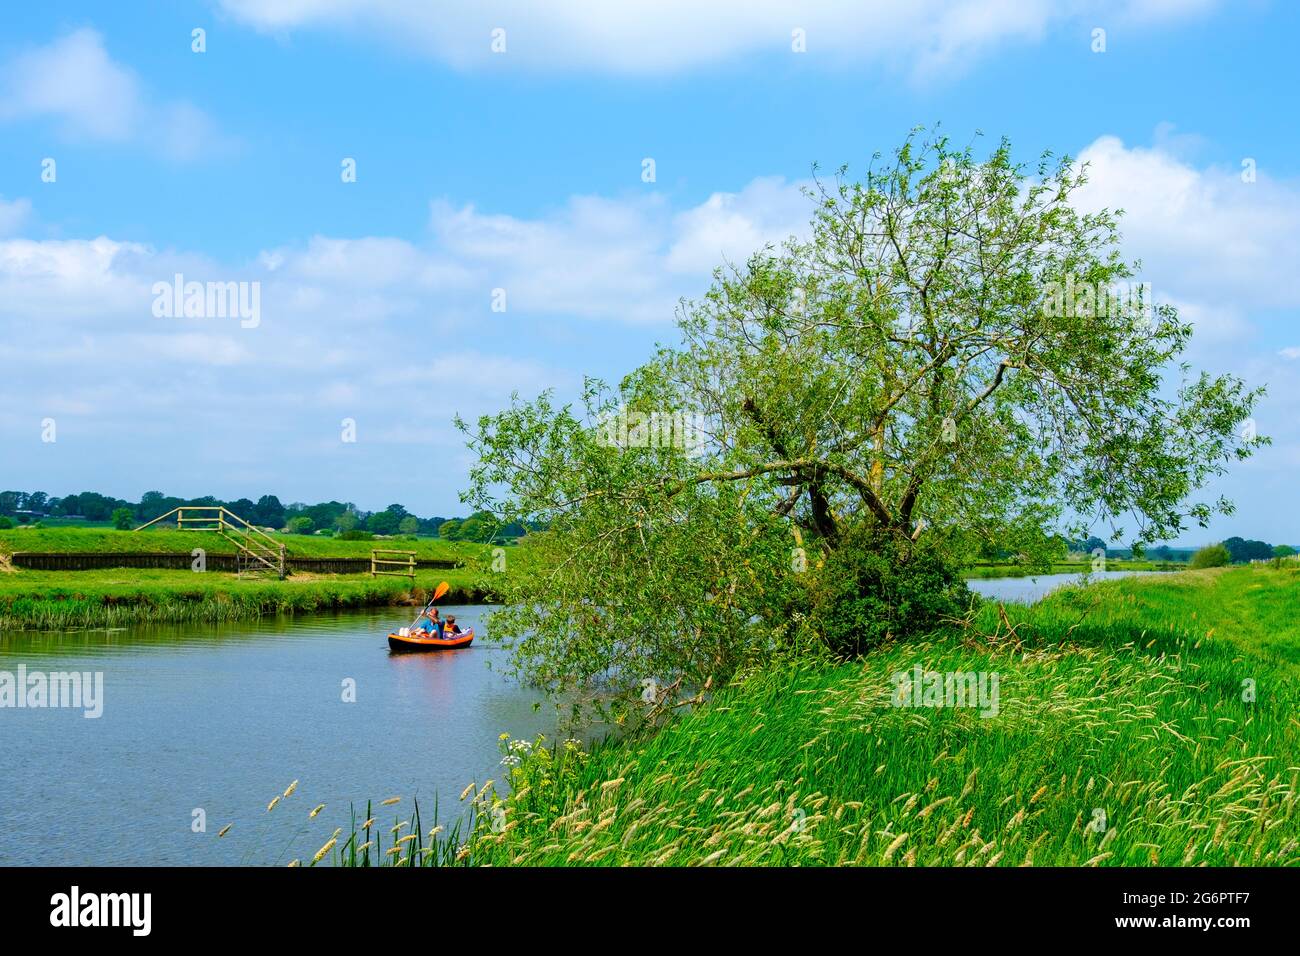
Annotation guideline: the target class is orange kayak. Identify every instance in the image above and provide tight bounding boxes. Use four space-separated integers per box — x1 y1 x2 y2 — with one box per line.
387 627 474 652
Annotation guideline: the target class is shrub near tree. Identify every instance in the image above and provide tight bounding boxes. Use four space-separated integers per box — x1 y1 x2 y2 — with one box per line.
461 130 1264 720
1190 543 1231 569
111 508 134 531
810 524 972 656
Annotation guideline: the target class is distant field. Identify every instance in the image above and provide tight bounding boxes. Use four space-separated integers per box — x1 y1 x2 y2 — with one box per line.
0 526 490 561
0 568 494 630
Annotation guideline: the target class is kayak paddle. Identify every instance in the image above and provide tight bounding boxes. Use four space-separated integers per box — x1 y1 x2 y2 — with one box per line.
408 580 451 629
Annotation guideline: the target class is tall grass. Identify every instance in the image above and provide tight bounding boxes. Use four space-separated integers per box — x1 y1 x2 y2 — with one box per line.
438 566 1299 866
332 796 475 867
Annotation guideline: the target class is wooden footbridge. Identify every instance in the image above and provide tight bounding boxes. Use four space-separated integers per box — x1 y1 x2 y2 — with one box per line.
135 506 286 578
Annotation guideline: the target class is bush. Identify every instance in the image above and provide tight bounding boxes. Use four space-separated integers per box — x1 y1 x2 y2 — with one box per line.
111 507 134 531
287 516 314 535
0 516 13 529
806 523 973 657
1190 543 1231 569
337 529 374 541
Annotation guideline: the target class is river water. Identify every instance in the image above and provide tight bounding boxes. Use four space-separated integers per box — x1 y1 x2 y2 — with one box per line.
966 569 1162 604
0 571 1160 865
0 605 558 866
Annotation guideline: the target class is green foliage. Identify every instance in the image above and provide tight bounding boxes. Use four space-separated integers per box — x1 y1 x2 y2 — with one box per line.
365 511 399 535
1273 544 1297 565
438 519 462 541
455 513 499 543
398 516 420 535
0 516 13 530
1222 536 1274 563
460 129 1264 717
807 524 973 656
287 516 315 535
1190 542 1231 569
111 508 135 530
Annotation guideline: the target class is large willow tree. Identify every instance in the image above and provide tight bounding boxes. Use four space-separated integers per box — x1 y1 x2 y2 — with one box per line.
461 130 1264 718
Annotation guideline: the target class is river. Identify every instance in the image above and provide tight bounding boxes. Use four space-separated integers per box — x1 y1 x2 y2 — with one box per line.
0 570 1161 865
0 605 556 866
967 569 1163 603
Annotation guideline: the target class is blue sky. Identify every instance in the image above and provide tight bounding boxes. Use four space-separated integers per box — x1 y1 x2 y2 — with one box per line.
1 1 1297 543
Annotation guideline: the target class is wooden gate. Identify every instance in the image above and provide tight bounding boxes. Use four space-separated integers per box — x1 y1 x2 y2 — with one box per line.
371 549 416 579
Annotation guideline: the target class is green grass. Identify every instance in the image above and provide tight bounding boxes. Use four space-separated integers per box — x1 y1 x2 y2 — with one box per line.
0 527 551 629
0 568 493 630
0 526 490 561
441 565 1299 867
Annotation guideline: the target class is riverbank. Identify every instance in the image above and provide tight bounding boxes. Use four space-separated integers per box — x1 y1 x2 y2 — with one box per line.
0 569 494 630
411 565 1298 867
0 526 484 561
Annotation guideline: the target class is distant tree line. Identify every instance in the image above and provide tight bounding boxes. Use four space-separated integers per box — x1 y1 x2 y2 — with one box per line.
0 490 535 541
1192 537 1297 569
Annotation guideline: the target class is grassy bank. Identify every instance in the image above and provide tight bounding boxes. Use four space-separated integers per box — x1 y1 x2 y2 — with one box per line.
0 526 486 562
0 569 493 630
436 565 1298 867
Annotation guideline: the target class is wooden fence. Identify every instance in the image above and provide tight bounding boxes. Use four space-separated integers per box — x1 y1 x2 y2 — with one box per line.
10 552 459 574
370 549 416 579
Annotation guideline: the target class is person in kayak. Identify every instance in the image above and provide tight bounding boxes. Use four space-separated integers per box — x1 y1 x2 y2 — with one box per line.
413 606 443 637
444 615 460 635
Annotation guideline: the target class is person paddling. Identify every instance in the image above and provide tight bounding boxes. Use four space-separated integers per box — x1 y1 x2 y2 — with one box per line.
414 606 442 638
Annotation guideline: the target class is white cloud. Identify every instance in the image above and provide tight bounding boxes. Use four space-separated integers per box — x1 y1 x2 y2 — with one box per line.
666 176 812 273
0 177 812 509
1073 135 1300 314
0 28 140 139
216 0 1219 76
1067 133 1300 543
0 29 221 159
0 236 153 319
0 197 31 236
